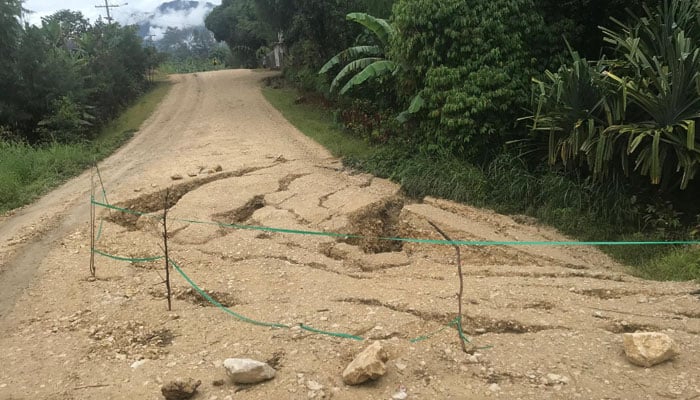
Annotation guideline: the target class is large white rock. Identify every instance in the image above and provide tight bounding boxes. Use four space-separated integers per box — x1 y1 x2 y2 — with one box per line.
623 332 680 367
223 358 276 384
342 341 389 385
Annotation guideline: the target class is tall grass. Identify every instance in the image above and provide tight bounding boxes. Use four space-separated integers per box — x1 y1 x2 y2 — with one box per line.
0 80 172 213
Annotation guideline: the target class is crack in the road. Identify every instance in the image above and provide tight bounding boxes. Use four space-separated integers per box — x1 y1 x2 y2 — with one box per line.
277 173 310 192
334 297 563 335
106 164 280 229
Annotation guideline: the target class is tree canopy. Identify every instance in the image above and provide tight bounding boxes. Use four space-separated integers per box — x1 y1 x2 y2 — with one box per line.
0 9 158 143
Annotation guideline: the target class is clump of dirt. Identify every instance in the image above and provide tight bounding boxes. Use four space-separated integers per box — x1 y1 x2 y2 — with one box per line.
463 315 557 335
318 242 348 260
508 301 555 310
88 320 174 360
574 288 638 300
677 310 700 319
150 287 239 308
212 195 265 224
604 320 659 333
341 196 406 253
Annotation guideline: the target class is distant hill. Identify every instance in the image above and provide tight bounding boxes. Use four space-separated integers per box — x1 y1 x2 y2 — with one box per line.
124 0 216 40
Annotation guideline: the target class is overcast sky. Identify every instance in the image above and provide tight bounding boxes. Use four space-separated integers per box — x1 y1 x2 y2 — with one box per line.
22 0 221 27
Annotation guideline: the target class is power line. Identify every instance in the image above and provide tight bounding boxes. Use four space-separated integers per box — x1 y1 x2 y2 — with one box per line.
95 0 127 24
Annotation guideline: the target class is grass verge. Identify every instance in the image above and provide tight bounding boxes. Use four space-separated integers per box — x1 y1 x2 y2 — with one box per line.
0 80 172 214
262 85 699 282
262 87 373 159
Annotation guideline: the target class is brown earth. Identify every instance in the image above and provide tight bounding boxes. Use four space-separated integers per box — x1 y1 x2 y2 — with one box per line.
0 70 698 400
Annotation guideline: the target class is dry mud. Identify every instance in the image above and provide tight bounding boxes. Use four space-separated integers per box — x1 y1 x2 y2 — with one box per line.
0 70 698 400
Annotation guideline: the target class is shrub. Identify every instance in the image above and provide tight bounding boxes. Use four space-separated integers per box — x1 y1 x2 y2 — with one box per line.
390 0 545 158
529 0 700 190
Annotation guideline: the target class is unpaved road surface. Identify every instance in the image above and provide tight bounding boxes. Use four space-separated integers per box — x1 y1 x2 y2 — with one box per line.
0 70 698 400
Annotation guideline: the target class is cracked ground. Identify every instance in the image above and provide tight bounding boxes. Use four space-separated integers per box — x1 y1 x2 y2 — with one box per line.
0 70 698 400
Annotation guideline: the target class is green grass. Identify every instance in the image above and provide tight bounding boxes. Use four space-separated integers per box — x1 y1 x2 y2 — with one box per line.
261 84 699 282
262 87 373 159
0 80 172 213
635 247 700 281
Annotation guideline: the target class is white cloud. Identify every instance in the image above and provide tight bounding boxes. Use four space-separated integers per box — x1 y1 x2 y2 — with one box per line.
150 2 214 28
22 0 220 28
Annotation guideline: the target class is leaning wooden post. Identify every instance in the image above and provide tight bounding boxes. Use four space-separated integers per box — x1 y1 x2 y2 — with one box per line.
428 220 469 352
89 167 96 277
162 188 172 311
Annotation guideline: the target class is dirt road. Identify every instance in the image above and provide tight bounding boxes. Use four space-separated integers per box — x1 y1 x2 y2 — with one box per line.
0 70 698 400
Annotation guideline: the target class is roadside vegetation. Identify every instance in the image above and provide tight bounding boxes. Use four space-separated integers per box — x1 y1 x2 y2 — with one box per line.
0 2 172 213
230 0 700 281
0 81 171 213
155 26 237 74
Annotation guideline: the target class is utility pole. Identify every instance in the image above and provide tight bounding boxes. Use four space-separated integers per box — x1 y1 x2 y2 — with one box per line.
95 0 127 24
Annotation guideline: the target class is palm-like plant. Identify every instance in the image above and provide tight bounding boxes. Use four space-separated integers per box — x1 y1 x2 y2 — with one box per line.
600 0 700 188
318 12 396 95
529 49 609 167
529 0 700 189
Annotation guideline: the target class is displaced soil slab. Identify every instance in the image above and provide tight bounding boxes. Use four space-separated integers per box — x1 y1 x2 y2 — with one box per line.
0 70 698 400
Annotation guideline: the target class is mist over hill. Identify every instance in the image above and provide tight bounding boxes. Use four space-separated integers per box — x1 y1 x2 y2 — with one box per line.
123 0 215 40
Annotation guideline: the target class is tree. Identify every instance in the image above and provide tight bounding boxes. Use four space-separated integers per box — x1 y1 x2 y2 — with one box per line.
1 8 154 143
0 0 23 129
205 0 269 67
533 0 660 61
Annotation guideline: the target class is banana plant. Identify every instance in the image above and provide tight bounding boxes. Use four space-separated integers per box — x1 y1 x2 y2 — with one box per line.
318 12 397 95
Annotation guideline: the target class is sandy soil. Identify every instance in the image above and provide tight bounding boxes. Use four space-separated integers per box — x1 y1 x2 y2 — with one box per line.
0 70 698 400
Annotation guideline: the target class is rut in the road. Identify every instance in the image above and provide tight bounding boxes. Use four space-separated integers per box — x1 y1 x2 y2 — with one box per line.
105 165 278 229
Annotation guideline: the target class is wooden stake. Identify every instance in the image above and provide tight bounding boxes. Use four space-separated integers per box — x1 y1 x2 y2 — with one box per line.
90 167 96 277
428 220 468 352
162 188 172 311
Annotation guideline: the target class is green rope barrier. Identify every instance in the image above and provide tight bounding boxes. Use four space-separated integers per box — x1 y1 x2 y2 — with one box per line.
92 248 475 344
95 164 109 206
92 248 164 263
92 200 149 217
179 218 357 239
168 259 290 329
95 220 105 242
91 189 700 347
410 317 459 343
91 199 700 247
298 324 363 341
455 315 470 345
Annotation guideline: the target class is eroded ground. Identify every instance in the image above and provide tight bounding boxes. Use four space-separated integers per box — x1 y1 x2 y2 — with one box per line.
0 70 698 400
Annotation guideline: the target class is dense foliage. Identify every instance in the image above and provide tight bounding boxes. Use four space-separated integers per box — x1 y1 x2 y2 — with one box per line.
205 0 394 88
156 26 234 72
391 0 545 158
0 8 158 143
530 0 700 193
